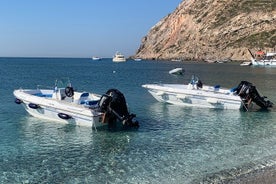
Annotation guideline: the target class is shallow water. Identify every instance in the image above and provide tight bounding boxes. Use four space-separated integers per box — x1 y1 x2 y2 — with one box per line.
0 58 276 183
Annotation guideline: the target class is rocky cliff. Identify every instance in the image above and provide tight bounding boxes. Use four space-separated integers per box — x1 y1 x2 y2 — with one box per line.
135 0 276 61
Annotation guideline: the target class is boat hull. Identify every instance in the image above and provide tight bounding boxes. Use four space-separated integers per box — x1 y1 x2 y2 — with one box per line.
142 84 242 110
252 61 276 66
14 89 104 127
113 58 126 62
252 59 276 66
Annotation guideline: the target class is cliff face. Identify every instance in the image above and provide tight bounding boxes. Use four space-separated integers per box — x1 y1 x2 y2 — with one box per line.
135 0 276 61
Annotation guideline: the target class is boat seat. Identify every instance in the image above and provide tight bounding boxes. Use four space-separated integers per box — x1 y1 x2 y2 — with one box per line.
230 87 237 93
78 92 99 107
214 85 220 91
79 92 89 104
83 100 99 107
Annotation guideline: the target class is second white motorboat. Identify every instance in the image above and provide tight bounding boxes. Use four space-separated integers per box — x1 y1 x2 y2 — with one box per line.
142 76 273 110
14 80 138 127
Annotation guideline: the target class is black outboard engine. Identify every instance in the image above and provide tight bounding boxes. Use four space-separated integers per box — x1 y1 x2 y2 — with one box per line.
98 89 139 127
235 81 273 110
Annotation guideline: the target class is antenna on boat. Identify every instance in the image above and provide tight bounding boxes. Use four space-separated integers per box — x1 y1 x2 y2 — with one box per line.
54 79 58 92
248 49 255 59
67 78 72 87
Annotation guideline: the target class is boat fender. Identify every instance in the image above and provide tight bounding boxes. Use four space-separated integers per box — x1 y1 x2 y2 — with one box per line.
65 86 74 97
28 103 40 109
58 113 72 120
15 98 22 104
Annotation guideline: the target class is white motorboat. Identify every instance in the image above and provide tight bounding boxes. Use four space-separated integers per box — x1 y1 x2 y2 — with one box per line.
92 56 101 61
248 49 276 66
14 80 138 127
240 61 252 66
142 76 273 110
169 68 184 75
113 52 126 62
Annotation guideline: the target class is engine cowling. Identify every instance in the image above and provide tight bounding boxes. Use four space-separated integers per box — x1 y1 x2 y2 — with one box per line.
235 81 273 110
98 89 139 127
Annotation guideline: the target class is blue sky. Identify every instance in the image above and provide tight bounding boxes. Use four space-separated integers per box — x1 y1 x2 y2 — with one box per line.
0 0 182 58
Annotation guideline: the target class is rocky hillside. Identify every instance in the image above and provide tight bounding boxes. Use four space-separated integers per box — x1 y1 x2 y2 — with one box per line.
135 0 276 61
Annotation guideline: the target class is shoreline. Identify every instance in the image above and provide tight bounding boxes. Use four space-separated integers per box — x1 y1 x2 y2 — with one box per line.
228 165 276 184
196 158 276 184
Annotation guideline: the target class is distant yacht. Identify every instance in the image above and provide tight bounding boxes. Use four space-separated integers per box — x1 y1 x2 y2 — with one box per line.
113 52 126 62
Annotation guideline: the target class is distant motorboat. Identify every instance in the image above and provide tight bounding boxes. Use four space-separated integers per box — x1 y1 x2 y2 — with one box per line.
216 58 232 63
205 59 216 63
240 61 252 66
134 58 142 61
171 59 182 62
169 68 184 75
113 52 126 62
248 49 276 66
92 56 101 61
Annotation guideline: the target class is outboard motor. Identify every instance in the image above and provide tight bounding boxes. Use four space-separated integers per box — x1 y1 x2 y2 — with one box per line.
98 89 139 127
235 81 273 110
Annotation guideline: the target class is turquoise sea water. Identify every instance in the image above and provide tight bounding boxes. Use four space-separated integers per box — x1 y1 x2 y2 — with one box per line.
0 57 276 183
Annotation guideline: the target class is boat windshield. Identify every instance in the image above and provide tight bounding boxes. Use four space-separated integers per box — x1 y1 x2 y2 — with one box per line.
55 78 72 88
190 75 200 84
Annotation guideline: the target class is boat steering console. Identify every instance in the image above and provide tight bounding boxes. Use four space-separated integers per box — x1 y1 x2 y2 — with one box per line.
65 86 74 97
